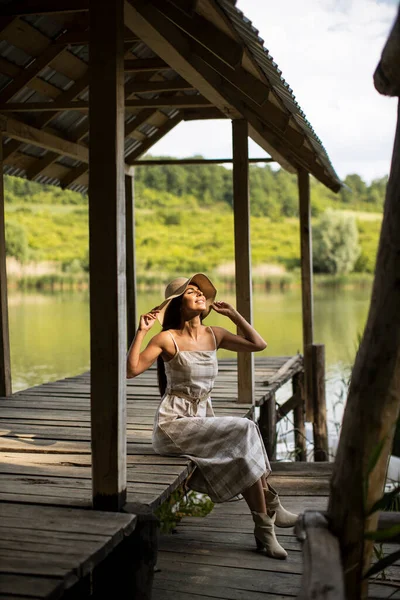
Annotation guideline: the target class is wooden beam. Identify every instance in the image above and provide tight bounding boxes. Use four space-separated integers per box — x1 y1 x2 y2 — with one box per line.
296 511 345 599
124 0 239 119
312 344 329 461
0 142 11 397
126 0 341 191
0 45 67 104
0 96 212 112
293 372 306 461
130 157 274 165
89 0 127 511
183 107 226 120
232 119 254 404
126 113 183 164
60 163 88 189
0 115 88 162
25 75 90 180
0 0 89 16
298 168 314 422
124 58 170 72
59 28 139 46
148 0 244 69
123 80 194 93
125 174 137 348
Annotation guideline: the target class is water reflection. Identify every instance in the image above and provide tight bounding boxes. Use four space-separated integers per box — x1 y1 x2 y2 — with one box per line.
7 287 372 456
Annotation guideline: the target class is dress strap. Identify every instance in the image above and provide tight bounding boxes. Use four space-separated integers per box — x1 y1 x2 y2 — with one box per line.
167 330 179 353
209 327 218 350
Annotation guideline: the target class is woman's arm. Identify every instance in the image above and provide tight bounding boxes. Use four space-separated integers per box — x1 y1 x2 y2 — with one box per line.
127 309 164 378
211 301 267 353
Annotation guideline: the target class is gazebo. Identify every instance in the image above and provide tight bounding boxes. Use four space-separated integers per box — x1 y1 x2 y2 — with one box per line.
0 0 342 515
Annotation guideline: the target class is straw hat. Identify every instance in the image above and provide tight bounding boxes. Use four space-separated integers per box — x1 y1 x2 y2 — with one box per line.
156 273 217 324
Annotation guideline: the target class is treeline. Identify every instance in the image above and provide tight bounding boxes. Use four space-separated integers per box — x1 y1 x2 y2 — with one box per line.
134 157 388 217
4 158 388 218
2 158 387 278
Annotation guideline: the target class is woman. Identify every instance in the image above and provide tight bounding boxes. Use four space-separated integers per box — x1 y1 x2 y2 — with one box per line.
127 273 297 559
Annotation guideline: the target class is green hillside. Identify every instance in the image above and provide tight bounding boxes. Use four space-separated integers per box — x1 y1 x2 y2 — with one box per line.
3 159 386 279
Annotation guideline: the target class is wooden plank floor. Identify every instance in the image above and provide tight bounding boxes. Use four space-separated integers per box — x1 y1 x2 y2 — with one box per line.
0 503 137 599
0 355 302 510
152 462 400 600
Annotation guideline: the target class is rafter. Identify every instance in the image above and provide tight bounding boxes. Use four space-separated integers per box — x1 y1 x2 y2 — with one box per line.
60 163 88 189
0 96 212 112
125 0 339 190
123 79 194 93
183 107 226 120
0 0 89 17
126 113 183 164
124 0 238 119
148 0 243 69
124 58 170 72
25 75 90 180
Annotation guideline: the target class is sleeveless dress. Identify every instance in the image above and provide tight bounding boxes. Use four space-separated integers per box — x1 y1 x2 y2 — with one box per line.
152 328 271 503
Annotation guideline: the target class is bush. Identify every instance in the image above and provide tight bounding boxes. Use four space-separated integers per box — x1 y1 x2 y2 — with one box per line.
312 210 361 275
5 221 28 262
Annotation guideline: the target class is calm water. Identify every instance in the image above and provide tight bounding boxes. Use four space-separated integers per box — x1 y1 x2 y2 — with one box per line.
7 286 373 457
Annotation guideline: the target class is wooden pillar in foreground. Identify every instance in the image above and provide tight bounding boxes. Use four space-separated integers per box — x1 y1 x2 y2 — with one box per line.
232 119 254 404
0 141 11 397
89 0 126 510
298 168 314 421
126 173 137 348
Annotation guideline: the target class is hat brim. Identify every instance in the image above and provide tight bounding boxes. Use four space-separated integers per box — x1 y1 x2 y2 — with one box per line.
156 273 217 325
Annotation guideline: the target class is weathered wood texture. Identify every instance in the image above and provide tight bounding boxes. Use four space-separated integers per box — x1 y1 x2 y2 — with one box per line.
312 344 329 461
232 119 254 404
298 168 314 422
296 511 345 600
88 0 127 510
0 141 11 397
0 502 137 600
293 372 307 461
0 356 302 509
125 173 137 348
151 464 397 600
259 393 277 460
328 101 400 599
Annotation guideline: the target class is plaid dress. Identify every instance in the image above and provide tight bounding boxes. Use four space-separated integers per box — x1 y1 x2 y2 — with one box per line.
152 328 271 503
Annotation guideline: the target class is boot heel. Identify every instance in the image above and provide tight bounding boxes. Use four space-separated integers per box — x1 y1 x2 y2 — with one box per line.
254 535 264 551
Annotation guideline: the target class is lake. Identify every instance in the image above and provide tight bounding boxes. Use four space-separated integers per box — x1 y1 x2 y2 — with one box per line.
7 286 373 458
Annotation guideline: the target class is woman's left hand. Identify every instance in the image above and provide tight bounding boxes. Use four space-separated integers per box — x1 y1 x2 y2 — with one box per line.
211 301 237 319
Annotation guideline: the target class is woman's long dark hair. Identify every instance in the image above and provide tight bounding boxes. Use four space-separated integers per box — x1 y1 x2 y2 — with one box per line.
157 295 183 397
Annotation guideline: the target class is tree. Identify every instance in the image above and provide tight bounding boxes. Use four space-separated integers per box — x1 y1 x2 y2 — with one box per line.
312 209 361 274
5 221 28 263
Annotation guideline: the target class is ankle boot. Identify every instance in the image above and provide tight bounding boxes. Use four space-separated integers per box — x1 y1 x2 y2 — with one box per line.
263 484 298 528
251 511 288 559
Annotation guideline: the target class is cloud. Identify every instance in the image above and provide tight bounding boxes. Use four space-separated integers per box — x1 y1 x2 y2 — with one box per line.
148 0 398 184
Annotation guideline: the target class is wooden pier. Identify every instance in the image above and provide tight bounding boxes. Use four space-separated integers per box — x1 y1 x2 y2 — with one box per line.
0 355 307 598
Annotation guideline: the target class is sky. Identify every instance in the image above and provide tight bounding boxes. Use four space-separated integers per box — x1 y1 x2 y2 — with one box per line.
148 0 399 185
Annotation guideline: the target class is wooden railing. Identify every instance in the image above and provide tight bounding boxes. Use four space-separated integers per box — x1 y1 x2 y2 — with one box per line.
258 346 329 462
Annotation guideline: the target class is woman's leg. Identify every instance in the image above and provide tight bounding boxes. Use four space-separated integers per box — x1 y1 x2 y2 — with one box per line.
241 477 267 513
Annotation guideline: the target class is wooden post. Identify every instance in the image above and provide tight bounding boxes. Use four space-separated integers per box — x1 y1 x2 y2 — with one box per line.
312 344 329 461
0 140 11 397
293 372 306 461
89 0 127 511
126 173 137 348
259 395 277 460
232 119 254 404
328 98 400 598
298 168 314 422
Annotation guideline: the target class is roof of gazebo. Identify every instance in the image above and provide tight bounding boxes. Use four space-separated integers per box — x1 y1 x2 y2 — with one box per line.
0 0 342 194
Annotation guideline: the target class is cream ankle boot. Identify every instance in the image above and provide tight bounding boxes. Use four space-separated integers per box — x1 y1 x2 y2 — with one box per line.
251 511 288 559
263 484 298 528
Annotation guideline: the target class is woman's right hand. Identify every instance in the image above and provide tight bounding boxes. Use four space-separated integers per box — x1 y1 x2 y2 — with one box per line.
138 309 159 332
